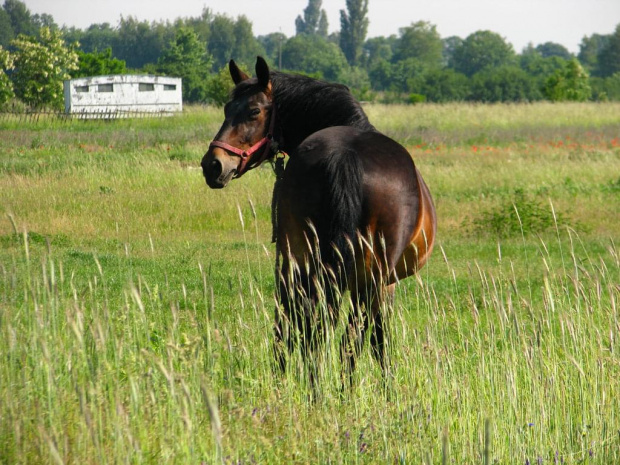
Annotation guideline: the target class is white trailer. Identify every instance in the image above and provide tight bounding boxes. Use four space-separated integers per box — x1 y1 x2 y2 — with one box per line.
63 75 182 117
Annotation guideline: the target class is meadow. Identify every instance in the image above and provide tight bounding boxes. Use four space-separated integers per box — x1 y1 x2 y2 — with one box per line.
1 102 619 464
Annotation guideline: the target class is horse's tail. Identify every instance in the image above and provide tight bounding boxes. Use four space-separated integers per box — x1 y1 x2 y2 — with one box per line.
320 147 364 287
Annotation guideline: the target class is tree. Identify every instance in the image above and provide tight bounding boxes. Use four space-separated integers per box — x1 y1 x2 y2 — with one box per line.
450 30 516 77
115 16 173 69
393 21 443 68
231 16 265 68
0 45 14 106
520 44 568 90
418 68 469 102
208 14 235 70
258 32 286 69
4 0 37 37
10 27 78 109
362 35 396 68
296 0 327 36
32 13 57 30
339 65 372 100
0 8 14 47
442 36 463 66
73 47 126 78
578 33 609 75
181 7 213 44
597 24 620 77
543 58 591 101
156 27 212 102
205 63 248 106
339 0 368 66
282 34 348 81
368 58 392 91
70 23 118 54
317 11 329 38
469 66 537 102
590 73 620 101
535 41 572 60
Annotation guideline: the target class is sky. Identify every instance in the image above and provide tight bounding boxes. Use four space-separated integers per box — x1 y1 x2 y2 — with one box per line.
21 0 620 54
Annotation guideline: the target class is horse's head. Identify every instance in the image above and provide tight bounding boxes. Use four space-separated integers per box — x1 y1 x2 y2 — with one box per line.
201 57 275 189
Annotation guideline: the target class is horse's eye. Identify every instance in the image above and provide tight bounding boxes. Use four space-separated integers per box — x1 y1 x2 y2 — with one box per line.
249 108 261 118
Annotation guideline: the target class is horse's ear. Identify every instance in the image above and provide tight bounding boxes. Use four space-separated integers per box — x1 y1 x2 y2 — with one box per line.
255 56 271 91
229 60 249 85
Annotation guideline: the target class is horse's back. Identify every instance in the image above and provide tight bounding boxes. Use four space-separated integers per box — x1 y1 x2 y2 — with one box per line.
279 126 435 283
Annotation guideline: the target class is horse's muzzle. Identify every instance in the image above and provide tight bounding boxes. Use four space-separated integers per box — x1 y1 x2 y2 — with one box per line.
201 153 236 189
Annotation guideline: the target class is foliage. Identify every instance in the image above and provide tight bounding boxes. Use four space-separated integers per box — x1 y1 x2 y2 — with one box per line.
0 46 15 106
597 24 620 77
114 16 173 69
578 33 609 74
469 66 538 102
155 27 212 103
3 0 37 38
1 1 620 106
295 0 328 37
417 68 470 102
204 64 239 106
257 32 286 69
282 34 348 81
471 189 572 237
450 30 516 77
230 16 265 69
207 14 265 71
535 41 572 59
339 0 368 66
393 21 443 68
72 47 126 78
441 36 463 66
0 7 13 47
65 23 119 54
9 27 78 109
590 73 620 101
392 58 427 93
543 59 591 102
338 65 373 101
361 35 395 68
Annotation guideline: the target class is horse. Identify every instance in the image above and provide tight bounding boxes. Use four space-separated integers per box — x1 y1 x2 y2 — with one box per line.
201 57 436 387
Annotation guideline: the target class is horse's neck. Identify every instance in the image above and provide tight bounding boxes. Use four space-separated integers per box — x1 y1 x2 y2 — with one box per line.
273 82 373 153
277 104 372 154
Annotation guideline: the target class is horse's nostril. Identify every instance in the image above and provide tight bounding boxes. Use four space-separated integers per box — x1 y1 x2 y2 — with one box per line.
203 157 222 178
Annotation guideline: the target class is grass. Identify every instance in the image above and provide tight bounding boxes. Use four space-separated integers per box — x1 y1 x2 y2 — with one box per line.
1 102 619 464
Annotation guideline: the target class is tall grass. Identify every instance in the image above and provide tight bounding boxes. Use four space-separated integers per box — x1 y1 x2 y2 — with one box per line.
1 102 619 463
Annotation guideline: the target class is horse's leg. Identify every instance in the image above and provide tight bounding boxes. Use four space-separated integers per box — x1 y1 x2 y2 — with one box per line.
273 250 299 374
301 272 343 397
369 283 395 376
340 286 370 388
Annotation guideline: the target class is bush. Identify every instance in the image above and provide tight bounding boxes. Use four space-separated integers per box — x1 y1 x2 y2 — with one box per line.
0 46 14 107
471 189 572 237
10 27 78 110
408 93 426 104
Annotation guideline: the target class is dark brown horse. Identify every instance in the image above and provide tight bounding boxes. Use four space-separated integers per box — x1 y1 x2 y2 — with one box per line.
202 57 436 385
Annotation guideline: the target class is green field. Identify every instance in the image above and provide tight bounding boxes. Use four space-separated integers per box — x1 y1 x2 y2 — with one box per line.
1 102 619 463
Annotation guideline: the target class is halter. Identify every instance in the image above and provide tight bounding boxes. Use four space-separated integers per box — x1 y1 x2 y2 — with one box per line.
208 106 277 178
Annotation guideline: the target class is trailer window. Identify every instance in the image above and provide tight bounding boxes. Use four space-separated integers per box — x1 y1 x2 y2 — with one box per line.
75 85 89 93
139 83 155 91
163 84 177 91
98 84 114 92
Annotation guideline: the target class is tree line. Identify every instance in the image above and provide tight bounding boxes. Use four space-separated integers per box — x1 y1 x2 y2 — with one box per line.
1 0 619 110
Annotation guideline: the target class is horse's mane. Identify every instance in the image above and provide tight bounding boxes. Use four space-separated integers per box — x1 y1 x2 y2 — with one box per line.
270 71 375 132
231 71 375 145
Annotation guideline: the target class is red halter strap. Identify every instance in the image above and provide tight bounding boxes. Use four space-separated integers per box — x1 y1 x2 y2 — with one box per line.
209 106 277 178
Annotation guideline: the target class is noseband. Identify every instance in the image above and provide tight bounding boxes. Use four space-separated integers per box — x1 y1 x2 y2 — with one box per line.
209 106 277 178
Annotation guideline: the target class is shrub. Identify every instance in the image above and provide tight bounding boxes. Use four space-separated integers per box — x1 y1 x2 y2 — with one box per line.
471 189 572 237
